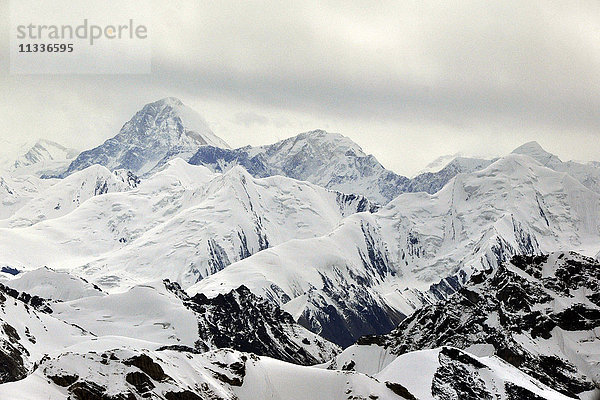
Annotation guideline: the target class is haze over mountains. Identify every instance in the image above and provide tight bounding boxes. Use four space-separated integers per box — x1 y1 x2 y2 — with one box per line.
0 98 598 399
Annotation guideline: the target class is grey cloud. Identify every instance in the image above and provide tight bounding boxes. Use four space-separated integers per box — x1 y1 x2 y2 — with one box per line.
232 111 269 128
1 0 599 175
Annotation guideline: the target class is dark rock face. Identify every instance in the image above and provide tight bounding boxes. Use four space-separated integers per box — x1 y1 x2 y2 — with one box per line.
358 252 600 397
0 266 20 276
380 346 563 400
164 281 338 365
335 192 380 214
431 348 493 400
164 390 204 400
0 321 28 383
69 380 136 400
299 272 405 348
385 382 418 400
124 354 169 382
48 373 79 387
43 351 176 400
0 282 53 313
0 288 43 384
125 371 155 393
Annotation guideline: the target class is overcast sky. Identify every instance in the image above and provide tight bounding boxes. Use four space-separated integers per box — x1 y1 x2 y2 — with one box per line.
1 0 599 176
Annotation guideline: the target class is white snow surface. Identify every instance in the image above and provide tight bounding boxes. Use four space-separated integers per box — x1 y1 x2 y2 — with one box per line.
2 267 104 301
0 174 56 219
51 282 200 346
513 141 600 194
1 164 137 227
192 154 600 328
0 159 373 289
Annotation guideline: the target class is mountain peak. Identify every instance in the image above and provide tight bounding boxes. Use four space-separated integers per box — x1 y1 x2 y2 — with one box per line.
62 98 229 176
512 140 546 153
188 129 410 204
13 139 78 170
154 96 183 106
129 98 229 149
511 140 562 168
139 97 185 116
278 130 367 158
511 141 552 158
298 129 330 137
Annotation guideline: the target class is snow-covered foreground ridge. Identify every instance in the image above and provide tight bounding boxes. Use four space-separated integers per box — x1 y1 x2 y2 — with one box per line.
192 153 600 345
0 268 575 400
0 253 593 399
0 344 573 400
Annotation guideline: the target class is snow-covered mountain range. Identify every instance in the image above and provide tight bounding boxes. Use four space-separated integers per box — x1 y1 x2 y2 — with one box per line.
0 139 78 178
0 159 377 289
1 97 599 399
188 130 409 204
192 153 600 346
188 131 500 204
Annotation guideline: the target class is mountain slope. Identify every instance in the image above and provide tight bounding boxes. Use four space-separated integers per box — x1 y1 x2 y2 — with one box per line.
62 98 229 177
0 276 340 399
0 174 56 219
513 141 600 194
0 266 338 380
191 154 600 346
376 347 572 400
165 281 339 364
0 283 91 383
349 252 600 398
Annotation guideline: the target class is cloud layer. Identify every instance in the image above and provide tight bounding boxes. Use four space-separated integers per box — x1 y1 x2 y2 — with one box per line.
1 0 599 175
